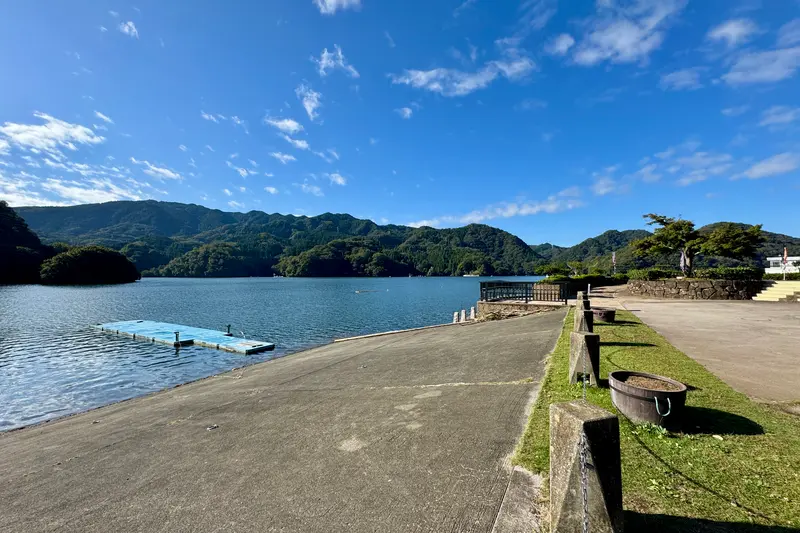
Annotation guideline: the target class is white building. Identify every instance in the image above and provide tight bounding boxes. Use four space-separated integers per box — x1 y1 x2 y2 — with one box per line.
765 256 800 274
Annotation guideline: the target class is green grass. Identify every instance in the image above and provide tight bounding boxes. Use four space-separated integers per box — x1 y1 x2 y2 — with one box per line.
513 309 800 531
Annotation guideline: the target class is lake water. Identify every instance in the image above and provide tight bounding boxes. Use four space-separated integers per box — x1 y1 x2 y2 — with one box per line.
0 276 542 431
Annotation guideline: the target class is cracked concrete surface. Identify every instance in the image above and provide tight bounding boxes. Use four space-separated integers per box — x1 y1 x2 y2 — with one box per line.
0 309 566 533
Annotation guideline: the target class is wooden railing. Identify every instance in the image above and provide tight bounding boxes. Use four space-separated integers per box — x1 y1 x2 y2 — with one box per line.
479 281 567 304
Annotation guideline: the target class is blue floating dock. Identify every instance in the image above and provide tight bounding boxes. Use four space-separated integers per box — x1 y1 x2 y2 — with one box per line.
94 320 275 355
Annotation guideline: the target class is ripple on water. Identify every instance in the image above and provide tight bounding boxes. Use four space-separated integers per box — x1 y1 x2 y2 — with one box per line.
0 276 542 430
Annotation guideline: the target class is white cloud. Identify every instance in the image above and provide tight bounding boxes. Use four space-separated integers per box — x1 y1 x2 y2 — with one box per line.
229 115 249 134
384 31 396 48
722 47 800 85
313 0 361 15
312 44 359 78
0 112 104 156
118 21 139 39
707 18 759 48
737 152 799 179
189 158 197 168
264 117 304 134
759 106 800 127
264 172 274 177
592 177 617 196
93 111 114 124
200 111 219 123
270 152 297 164
41 178 142 204
280 134 310 150
228 200 245 209
264 186 279 195
99 26 108 32
313 151 334 163
328 172 347 185
389 52 535 98
660 68 703 90
179 144 188 152
109 10 119 17
369 137 378 145
298 182 324 196
239 186 246 193
129 157 182 180
223 188 232 196
229 152 239 159
249 159 258 167
395 107 413 119
571 0 686 66
295 84 322 121
226 160 249 177
545 33 575 56
721 105 749 117
778 19 800 48
407 189 582 228
674 151 733 186
327 148 340 160
205 144 215 152
636 164 662 183
0 139 9 155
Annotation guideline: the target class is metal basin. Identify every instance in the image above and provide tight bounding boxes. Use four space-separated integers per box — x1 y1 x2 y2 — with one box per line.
592 308 616 323
609 370 687 427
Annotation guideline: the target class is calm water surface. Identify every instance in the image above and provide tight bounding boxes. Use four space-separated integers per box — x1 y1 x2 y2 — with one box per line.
0 276 542 430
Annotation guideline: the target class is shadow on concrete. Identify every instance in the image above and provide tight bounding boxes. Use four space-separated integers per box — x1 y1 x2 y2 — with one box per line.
600 341 656 347
594 320 638 326
625 512 799 532
678 407 764 436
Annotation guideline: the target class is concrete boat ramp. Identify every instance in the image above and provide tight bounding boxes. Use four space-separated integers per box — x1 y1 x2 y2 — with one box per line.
95 320 275 354
1 310 566 533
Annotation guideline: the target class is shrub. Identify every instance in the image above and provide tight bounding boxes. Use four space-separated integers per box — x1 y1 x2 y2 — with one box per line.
693 266 763 280
40 246 140 285
764 272 800 281
627 268 681 281
539 274 570 283
612 273 629 283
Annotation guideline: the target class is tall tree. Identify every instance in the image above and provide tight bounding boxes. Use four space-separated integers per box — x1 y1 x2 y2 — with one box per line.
700 223 763 260
632 214 704 275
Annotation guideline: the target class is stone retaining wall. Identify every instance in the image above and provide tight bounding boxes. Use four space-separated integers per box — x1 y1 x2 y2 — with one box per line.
626 279 763 300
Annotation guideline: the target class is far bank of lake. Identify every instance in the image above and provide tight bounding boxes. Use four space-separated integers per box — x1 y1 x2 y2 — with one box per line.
0 276 542 430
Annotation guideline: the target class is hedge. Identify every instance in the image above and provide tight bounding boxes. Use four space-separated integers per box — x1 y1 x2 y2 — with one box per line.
693 266 763 280
627 268 681 281
764 272 800 281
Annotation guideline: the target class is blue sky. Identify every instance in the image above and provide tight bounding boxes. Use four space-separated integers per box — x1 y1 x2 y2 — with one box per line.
1 0 799 245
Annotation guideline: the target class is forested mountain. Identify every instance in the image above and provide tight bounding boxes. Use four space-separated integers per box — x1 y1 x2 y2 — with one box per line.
9 201 799 278
13 201 541 277
0 201 52 283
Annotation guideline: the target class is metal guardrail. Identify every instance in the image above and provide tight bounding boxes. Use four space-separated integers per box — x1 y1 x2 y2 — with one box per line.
479 281 568 304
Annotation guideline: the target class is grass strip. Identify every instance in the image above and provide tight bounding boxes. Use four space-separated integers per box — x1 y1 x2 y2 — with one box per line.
513 309 800 531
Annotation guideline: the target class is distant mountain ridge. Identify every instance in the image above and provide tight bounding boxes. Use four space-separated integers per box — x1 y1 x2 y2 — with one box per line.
11 201 800 277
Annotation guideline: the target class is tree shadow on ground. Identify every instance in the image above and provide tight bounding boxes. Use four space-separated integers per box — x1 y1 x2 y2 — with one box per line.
600 341 656 347
625 512 799 532
678 406 764 436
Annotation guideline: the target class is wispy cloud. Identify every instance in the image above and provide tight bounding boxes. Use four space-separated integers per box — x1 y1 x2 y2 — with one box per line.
270 152 297 164
41 178 143 204
93 111 114 124
736 152 800 179
327 172 347 185
297 182 324 196
706 18 759 48
778 19 800 48
408 188 582 228
228 200 245 209
722 47 800 85
312 44 359 78
264 186 279 195
280 134 310 150
223 188 232 196
178 144 188 152
453 0 477 18
226 160 257 177
313 0 361 15
721 105 749 117
544 33 575 56
384 31 396 48
0 112 104 157
118 21 139 39
395 107 413 119
130 157 182 180
264 116 304 134
389 49 535 97
759 106 800 127
200 111 219 123
205 144 215 152
674 151 733 186
571 0 686 66
295 84 322 120
659 67 704 90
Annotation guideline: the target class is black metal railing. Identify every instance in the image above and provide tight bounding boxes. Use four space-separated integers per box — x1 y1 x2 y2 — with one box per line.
479 281 567 304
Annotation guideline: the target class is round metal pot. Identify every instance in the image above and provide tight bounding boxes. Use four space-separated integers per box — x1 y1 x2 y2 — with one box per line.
609 370 687 428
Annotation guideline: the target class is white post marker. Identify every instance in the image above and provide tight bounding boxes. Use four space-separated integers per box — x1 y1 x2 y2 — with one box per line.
453 312 459 324
587 283 592 296
470 306 476 320
460 309 466 323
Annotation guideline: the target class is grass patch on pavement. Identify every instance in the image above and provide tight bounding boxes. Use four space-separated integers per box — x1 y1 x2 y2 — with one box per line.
513 309 800 531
